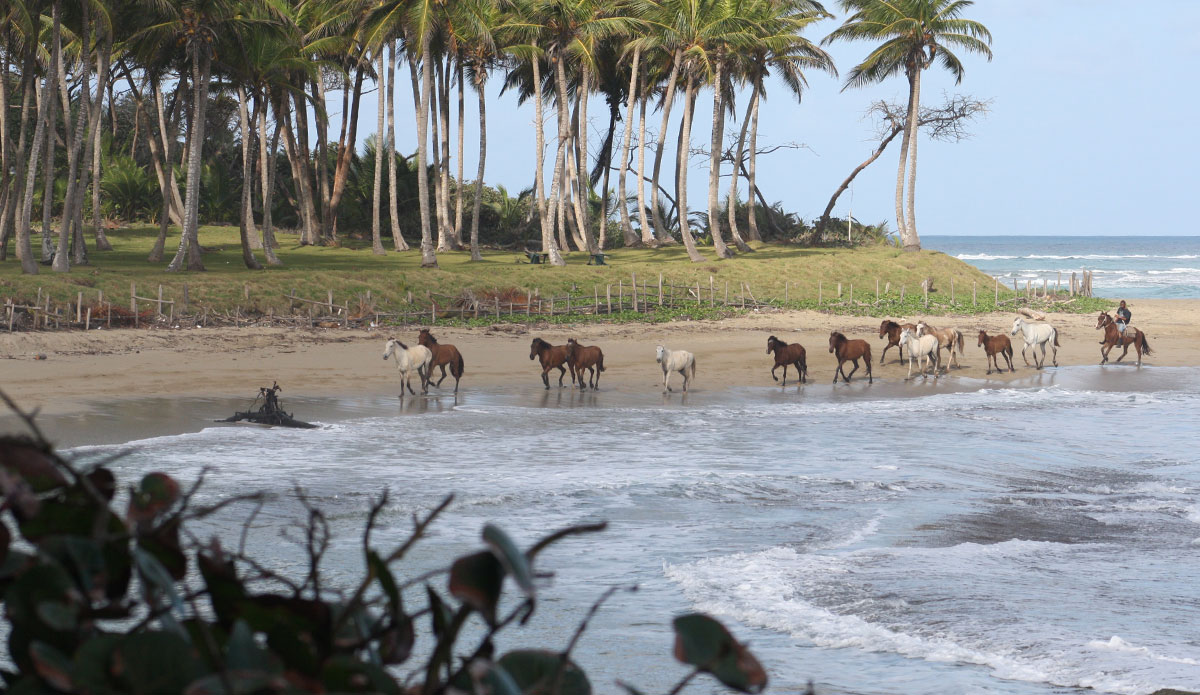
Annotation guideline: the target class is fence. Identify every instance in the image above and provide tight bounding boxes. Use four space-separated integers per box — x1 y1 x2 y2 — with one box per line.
2 270 1096 333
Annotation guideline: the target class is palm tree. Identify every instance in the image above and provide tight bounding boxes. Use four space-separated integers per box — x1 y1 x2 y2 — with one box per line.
825 0 991 251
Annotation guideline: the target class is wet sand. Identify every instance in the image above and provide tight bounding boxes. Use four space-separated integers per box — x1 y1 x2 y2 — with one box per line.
1 299 1197 430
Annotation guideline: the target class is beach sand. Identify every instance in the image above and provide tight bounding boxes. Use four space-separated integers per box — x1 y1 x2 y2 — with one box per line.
1 299 1197 421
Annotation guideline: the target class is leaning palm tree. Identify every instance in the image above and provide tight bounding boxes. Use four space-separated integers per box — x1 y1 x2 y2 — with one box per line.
824 0 991 251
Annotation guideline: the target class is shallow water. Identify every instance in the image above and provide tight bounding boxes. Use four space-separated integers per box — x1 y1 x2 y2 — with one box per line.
55 368 1200 695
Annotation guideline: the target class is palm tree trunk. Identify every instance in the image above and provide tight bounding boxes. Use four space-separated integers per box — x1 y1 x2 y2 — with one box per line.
469 76 485 261
39 83 56 264
387 40 407 251
454 61 465 247
636 93 653 246
728 79 755 250
53 5 89 273
326 67 365 243
651 49 681 243
292 91 319 245
893 72 915 249
903 67 922 251
257 95 282 265
371 49 386 255
168 48 210 272
548 54 576 264
576 65 596 253
236 86 263 269
746 82 762 241
92 39 113 251
416 36 438 267
530 48 564 266
617 47 641 247
566 139 588 252
706 61 734 258
676 76 704 263
430 60 447 251
16 48 49 274
0 54 34 262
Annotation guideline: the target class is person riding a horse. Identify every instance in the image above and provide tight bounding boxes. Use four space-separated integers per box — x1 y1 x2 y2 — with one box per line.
1115 300 1131 335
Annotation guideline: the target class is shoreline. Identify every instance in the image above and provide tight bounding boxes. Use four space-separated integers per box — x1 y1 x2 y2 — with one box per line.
2 299 1197 423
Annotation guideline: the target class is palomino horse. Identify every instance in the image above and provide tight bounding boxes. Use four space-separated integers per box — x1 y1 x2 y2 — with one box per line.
529 338 574 389
766 336 807 385
915 321 964 369
828 331 873 384
656 345 696 392
977 330 1016 374
898 327 940 379
383 338 432 396
417 329 465 393
878 320 917 365
1010 316 1059 369
1096 312 1153 366
565 338 606 389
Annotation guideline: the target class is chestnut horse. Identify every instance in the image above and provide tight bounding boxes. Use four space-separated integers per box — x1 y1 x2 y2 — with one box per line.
565 338 606 389
766 335 807 385
417 329 465 393
878 320 917 365
529 338 574 389
828 331 873 384
915 322 964 369
1096 312 1153 366
977 330 1015 374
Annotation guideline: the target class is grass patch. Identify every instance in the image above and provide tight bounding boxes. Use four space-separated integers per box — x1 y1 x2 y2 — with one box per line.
0 225 1099 322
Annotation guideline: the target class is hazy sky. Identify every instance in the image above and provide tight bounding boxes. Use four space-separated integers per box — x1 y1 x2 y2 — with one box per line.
348 1 1200 237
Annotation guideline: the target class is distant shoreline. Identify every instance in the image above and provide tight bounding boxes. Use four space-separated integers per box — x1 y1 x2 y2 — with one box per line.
2 301 1197 425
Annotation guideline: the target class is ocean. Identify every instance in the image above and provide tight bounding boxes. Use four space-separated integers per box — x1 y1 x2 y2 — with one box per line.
923 236 1200 299
62 366 1200 695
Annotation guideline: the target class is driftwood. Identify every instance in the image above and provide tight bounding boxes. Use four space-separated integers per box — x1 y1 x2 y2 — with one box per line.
1016 307 1047 321
217 383 317 429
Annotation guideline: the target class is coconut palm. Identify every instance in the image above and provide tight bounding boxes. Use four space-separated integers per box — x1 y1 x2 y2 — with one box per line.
825 0 991 251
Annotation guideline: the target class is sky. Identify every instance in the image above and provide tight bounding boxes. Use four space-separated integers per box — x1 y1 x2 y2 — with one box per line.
343 1 1200 237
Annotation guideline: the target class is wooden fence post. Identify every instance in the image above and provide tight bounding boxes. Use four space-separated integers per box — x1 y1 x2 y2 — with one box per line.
900 284 905 302
784 282 789 303
658 274 663 306
950 278 955 304
157 285 164 316
818 281 822 305
995 276 1000 303
182 283 189 312
76 292 82 323
631 272 638 312
837 282 842 298
619 280 623 310
131 282 137 327
973 281 977 308
606 285 612 314
923 281 929 310
696 282 701 306
875 278 880 301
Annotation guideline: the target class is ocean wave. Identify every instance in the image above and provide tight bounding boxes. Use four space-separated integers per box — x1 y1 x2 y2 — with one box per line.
1087 636 1200 666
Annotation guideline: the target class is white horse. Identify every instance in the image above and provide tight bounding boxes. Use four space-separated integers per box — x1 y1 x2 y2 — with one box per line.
383 338 433 395
915 321 964 369
1010 316 1059 369
898 327 941 379
656 345 696 393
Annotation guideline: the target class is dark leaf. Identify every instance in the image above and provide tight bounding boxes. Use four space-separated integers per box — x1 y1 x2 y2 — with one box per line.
450 660 523 695
449 551 505 625
110 632 203 695
0 437 67 493
29 641 73 692
672 614 767 694
426 585 453 638
86 468 116 502
137 517 186 580
0 520 10 566
497 650 591 695
483 524 535 598
198 542 246 629
127 472 181 528
320 656 402 694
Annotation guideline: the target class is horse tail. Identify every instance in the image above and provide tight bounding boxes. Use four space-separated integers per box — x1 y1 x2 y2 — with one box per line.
956 330 964 353
1053 329 1060 347
455 351 465 376
689 356 697 380
598 353 606 372
1141 333 1153 356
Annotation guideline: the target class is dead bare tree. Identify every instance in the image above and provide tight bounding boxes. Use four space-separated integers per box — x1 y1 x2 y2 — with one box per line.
817 95 990 234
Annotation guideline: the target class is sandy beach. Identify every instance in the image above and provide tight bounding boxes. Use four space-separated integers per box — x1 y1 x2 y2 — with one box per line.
1 298 1197 419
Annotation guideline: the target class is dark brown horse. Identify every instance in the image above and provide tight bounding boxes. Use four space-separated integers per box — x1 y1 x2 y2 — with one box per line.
530 338 575 389
417 329 465 392
565 338 606 389
829 331 873 384
1096 312 1153 366
878 320 917 364
766 335 807 385
977 330 1015 374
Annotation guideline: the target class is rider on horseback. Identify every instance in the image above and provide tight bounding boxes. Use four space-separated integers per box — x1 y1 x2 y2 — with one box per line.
1115 300 1131 336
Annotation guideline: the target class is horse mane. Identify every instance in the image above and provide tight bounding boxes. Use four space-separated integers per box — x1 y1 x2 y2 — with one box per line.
420 328 439 344
830 331 845 341
884 320 899 330
767 335 786 346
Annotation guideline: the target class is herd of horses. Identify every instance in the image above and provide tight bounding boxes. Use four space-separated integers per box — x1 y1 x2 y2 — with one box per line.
381 311 1152 395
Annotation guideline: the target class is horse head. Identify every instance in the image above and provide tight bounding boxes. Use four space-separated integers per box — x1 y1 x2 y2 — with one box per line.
915 321 929 337
977 330 988 347
565 338 578 359
878 321 891 338
766 335 780 354
530 338 546 361
383 338 402 360
1010 317 1024 336
899 327 912 346
828 331 843 353
656 345 666 363
1095 312 1111 330
418 328 437 346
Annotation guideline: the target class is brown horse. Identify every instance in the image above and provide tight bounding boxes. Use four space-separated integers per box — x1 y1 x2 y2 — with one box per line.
417 329 465 393
977 330 1016 374
829 331 873 384
565 338 606 389
1096 312 1153 366
878 320 917 365
766 335 807 385
915 322 964 371
530 338 575 389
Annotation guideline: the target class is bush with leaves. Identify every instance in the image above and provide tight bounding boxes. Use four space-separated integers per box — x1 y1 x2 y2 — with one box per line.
0 394 768 695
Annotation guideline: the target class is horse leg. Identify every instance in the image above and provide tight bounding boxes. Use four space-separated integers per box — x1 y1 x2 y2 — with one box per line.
845 359 860 382
680 368 689 392
664 369 672 392
832 359 842 384
772 364 779 382
542 369 551 390
879 344 889 365
1021 343 1032 367
1100 342 1109 364
1116 341 1130 363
